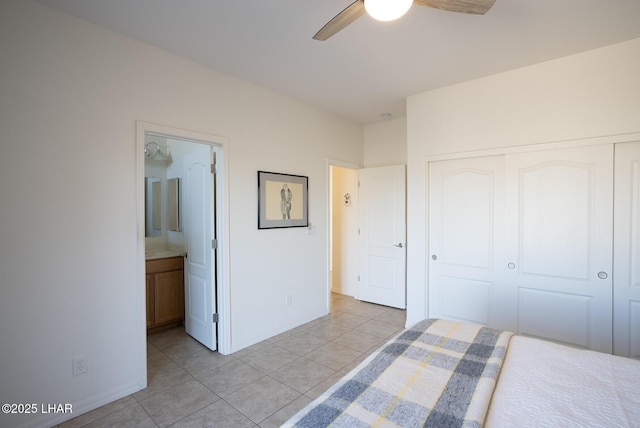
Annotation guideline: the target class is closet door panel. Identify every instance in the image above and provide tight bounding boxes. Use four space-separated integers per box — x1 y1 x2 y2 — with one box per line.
518 288 591 346
518 164 590 279
440 277 491 322
428 155 506 328
506 144 613 353
613 141 640 358
630 302 640 358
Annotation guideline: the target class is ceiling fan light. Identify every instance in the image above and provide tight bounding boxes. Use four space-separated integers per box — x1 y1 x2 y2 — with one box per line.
364 0 413 22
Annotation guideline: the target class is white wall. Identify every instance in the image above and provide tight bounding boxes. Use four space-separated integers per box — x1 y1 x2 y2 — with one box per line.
405 37 640 326
363 117 407 167
0 1 362 427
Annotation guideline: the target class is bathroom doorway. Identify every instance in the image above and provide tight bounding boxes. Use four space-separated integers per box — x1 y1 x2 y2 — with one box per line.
136 122 230 376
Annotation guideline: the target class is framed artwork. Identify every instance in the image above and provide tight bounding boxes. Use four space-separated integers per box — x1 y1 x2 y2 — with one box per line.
258 171 309 229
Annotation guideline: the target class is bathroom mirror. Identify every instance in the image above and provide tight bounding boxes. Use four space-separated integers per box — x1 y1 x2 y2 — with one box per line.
167 177 180 232
145 177 162 237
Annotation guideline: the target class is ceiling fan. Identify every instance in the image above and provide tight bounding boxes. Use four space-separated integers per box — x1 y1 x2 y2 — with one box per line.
313 0 496 41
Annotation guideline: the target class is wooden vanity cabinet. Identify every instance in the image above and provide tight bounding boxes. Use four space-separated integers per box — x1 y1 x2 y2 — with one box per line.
146 256 184 332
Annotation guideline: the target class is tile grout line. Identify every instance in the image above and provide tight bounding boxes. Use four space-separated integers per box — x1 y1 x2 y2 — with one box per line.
60 294 405 427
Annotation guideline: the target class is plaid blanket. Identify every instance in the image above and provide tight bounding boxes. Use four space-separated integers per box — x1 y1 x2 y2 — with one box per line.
283 319 513 428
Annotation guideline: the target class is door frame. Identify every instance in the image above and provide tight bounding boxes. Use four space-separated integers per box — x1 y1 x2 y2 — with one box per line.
136 121 231 384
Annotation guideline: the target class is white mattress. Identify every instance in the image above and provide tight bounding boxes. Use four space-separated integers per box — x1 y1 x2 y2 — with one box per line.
485 336 640 427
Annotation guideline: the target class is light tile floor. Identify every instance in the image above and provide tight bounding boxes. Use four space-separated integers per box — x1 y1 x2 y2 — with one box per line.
58 293 406 427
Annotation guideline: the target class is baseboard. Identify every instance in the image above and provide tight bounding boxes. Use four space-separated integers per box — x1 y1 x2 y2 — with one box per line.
10 381 144 428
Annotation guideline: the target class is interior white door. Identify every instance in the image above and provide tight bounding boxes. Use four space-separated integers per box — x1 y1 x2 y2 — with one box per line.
505 144 613 352
613 141 640 358
428 155 507 328
183 146 217 351
357 165 406 309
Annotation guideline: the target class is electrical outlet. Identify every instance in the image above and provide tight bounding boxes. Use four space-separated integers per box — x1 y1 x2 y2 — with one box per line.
72 355 88 377
286 294 293 306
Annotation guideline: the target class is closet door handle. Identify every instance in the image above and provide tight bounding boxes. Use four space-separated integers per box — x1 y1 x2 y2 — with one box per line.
393 243 404 248
597 271 608 279
507 262 516 270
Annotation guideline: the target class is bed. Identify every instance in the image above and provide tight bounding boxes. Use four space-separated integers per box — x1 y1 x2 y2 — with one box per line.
283 318 640 427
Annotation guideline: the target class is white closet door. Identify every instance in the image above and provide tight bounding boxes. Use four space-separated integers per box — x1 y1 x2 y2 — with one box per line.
428 155 507 328
505 144 613 353
614 141 640 358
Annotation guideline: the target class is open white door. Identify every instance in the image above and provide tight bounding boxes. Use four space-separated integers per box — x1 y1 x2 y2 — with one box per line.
183 146 217 351
357 165 406 309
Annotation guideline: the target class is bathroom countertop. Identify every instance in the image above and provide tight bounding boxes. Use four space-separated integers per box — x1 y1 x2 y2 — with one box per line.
145 249 185 260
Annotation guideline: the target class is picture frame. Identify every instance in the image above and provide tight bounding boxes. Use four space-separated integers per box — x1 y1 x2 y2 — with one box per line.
258 171 309 229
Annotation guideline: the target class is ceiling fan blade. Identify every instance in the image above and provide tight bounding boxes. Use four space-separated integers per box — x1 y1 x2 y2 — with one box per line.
313 0 366 41
413 0 496 15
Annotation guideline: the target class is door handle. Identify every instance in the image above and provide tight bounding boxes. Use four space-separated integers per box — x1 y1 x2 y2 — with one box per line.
393 243 404 248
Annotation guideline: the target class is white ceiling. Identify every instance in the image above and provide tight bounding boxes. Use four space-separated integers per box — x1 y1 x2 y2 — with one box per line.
36 0 640 124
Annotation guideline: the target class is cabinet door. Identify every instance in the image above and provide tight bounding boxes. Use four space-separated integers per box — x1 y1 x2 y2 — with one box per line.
154 271 185 325
505 144 613 352
613 141 640 358
428 155 506 328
